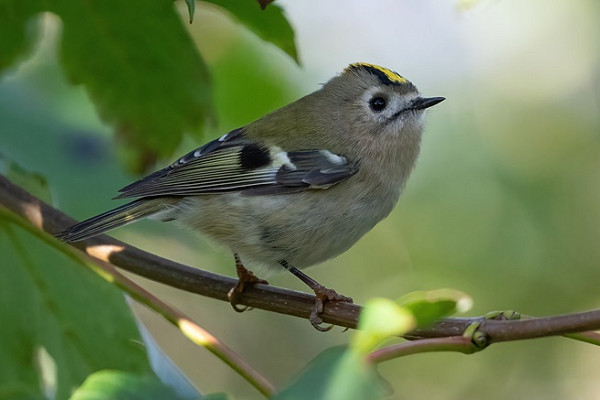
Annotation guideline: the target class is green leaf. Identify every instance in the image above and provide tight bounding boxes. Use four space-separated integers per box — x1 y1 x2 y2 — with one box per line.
352 298 416 354
0 216 151 399
69 370 202 400
398 289 472 328
275 347 387 400
50 0 214 173
0 0 43 74
205 0 298 62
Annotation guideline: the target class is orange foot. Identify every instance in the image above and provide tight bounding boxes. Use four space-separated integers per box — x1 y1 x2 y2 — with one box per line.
227 254 268 312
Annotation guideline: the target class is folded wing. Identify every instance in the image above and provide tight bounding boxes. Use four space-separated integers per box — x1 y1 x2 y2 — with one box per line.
116 128 359 199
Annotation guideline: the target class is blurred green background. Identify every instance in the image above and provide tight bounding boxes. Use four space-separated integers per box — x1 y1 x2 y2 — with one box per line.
1 0 600 398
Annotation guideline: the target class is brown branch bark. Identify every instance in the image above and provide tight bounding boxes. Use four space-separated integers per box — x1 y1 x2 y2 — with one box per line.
1 173 600 344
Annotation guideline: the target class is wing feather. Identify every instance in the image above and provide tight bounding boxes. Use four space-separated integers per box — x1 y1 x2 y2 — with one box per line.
115 128 358 199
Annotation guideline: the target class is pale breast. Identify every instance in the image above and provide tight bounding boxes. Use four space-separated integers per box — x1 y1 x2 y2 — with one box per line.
173 177 401 273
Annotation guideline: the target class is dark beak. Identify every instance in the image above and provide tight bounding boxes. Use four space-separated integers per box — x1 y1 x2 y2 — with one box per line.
412 96 445 110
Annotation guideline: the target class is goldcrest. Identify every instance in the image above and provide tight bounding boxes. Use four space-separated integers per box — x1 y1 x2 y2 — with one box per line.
57 63 445 330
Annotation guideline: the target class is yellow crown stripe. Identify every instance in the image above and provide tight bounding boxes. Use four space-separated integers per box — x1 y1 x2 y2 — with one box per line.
347 62 408 85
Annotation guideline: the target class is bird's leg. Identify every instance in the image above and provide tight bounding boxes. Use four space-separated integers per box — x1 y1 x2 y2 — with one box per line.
280 260 353 331
227 253 268 312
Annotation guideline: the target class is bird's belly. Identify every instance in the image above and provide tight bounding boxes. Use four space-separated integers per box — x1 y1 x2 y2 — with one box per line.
175 189 397 273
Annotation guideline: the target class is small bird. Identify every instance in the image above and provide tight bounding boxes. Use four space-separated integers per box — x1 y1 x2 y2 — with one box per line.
57 63 444 330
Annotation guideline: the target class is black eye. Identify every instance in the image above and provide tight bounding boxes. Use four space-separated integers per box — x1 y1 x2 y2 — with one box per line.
369 96 387 112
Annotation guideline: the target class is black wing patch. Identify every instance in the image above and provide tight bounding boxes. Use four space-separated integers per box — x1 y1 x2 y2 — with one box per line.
115 128 358 199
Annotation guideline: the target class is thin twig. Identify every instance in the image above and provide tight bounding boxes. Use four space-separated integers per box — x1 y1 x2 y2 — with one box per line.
564 331 600 346
366 336 477 364
0 208 276 398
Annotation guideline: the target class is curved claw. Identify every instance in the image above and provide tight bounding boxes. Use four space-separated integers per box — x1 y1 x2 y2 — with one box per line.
227 287 249 312
308 285 353 332
310 317 334 332
310 298 334 331
231 302 250 313
227 260 268 313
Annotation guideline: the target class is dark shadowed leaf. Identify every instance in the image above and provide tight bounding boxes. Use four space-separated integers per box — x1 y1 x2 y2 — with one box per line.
0 215 151 399
50 0 214 173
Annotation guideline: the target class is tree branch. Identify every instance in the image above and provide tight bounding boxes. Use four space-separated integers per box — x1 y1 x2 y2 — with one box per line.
1 173 600 345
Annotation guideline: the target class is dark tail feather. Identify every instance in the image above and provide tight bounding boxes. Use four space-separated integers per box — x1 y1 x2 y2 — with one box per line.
56 198 171 242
